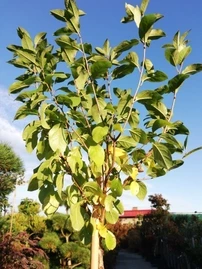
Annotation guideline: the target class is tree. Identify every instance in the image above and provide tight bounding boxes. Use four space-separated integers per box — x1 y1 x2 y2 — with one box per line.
18 198 41 216
7 0 202 267
0 143 24 215
40 213 90 268
149 194 170 212
0 231 48 269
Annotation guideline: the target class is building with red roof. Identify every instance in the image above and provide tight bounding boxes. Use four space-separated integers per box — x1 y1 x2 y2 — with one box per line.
119 207 152 224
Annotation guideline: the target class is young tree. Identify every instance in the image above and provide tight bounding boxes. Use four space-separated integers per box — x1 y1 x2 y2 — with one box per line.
8 0 202 267
0 143 24 215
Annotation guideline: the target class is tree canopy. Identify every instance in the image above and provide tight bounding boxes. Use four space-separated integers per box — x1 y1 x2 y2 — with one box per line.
7 0 202 267
0 143 24 214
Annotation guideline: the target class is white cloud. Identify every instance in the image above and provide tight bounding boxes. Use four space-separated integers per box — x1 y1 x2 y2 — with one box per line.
0 86 40 207
0 117 24 153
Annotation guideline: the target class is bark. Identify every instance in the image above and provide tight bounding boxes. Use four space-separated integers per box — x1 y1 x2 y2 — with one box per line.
91 225 105 269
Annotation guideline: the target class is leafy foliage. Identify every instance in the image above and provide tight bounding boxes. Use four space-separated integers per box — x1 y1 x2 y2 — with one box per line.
149 194 170 211
0 143 24 215
7 0 202 266
125 195 202 268
0 232 48 269
40 213 90 268
18 198 41 216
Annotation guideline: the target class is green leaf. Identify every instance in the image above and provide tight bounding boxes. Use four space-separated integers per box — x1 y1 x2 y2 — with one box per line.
125 52 139 68
128 110 140 128
9 76 37 94
105 209 119 224
104 195 115 211
125 4 141 28
43 192 61 216
113 39 139 54
14 105 38 120
110 178 123 197
50 9 66 22
92 126 108 143
34 32 47 47
17 27 34 50
103 39 110 55
164 48 175 66
54 27 72 36
136 181 147 200
132 149 146 163
70 203 85 231
182 64 202 75
91 59 112 79
16 49 38 66
170 121 189 135
140 0 150 15
55 35 79 50
113 123 123 132
148 29 166 40
75 70 88 89
170 160 184 170
183 147 202 159
88 145 105 167
53 72 71 83
130 181 140 196
139 14 163 40
48 124 67 154
130 128 147 144
114 199 124 214
152 119 174 132
55 173 64 199
57 93 81 108
91 98 107 123
98 224 108 238
160 134 182 150
39 103 50 129
23 120 40 140
83 182 102 195
105 231 116 250
145 101 168 119
184 135 188 150
28 174 39 191
146 70 168 82
117 135 137 149
153 142 173 169
37 137 50 160
176 46 192 65
95 47 105 55
136 90 162 102
61 48 77 64
112 64 135 79
144 58 154 72
168 74 189 92
66 185 80 205
67 147 83 174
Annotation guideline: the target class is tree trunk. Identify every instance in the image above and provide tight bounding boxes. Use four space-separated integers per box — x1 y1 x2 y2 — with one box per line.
91 224 104 269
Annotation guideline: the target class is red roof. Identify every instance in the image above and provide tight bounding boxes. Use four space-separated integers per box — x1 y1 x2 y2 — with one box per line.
120 209 152 218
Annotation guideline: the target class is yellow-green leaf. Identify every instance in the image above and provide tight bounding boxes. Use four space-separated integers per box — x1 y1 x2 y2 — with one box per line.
48 124 67 154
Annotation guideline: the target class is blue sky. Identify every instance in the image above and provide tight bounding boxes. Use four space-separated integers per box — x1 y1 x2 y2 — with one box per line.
0 0 202 213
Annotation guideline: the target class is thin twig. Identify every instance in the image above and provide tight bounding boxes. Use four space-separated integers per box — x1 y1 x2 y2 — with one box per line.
73 78 92 131
123 43 147 129
106 71 113 104
78 32 103 121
